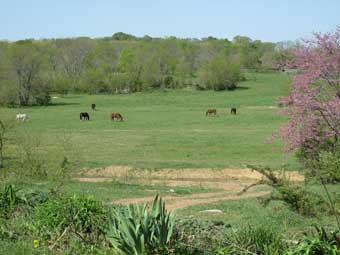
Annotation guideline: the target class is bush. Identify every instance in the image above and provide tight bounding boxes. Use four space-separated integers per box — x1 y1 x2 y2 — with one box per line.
243 166 331 217
0 81 20 107
34 195 109 246
287 226 340 255
218 225 287 255
0 184 49 220
316 151 340 183
296 140 340 183
169 219 231 255
199 54 243 91
163 75 176 89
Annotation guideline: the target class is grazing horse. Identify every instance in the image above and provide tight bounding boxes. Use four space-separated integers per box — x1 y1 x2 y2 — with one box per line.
80 112 90 121
111 112 123 121
16 113 28 122
230 107 237 115
91 104 96 111
206 109 217 116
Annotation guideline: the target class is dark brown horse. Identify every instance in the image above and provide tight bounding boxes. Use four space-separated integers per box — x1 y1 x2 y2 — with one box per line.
111 112 123 121
230 107 237 115
206 109 217 116
80 112 90 120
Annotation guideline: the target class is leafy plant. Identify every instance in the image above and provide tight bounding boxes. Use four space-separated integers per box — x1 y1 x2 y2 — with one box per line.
0 184 22 218
219 225 287 255
242 165 331 217
169 219 231 255
108 195 174 254
34 195 108 248
287 226 340 255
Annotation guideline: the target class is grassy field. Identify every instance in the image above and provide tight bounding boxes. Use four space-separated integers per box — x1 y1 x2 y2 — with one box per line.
1 72 340 255
0 72 300 171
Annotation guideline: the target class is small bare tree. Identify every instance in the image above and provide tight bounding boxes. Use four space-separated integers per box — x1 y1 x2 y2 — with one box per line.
0 119 8 168
0 118 15 169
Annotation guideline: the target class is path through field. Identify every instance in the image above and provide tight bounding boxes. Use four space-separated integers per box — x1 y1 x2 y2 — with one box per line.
76 166 304 211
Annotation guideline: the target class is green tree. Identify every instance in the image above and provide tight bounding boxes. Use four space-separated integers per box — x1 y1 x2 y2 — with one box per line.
3 41 51 106
199 54 243 91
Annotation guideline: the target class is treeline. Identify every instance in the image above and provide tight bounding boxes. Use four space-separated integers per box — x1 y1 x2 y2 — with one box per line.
0 32 294 106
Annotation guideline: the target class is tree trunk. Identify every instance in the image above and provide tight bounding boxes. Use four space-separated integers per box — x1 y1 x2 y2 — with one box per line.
0 139 3 169
0 120 5 168
0 153 3 169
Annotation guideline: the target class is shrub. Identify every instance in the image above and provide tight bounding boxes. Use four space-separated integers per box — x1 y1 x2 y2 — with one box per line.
243 166 331 217
287 226 340 255
218 225 287 255
198 54 243 91
169 219 231 255
315 151 340 183
34 195 108 247
296 140 340 183
163 75 175 88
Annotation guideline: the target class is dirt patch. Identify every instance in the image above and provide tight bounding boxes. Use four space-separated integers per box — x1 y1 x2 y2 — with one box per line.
76 165 303 210
245 106 278 109
112 190 270 211
78 165 304 182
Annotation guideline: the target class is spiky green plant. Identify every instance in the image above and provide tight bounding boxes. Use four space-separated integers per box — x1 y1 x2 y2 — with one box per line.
108 195 174 254
0 184 22 218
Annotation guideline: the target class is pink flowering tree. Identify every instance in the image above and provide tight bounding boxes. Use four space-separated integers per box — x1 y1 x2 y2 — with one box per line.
278 28 340 163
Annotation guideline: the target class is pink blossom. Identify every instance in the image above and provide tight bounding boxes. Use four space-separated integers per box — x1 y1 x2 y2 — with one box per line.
278 27 340 153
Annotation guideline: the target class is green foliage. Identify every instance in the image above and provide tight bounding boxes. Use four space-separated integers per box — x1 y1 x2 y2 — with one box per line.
218 225 287 255
316 151 340 183
112 32 137 41
0 184 22 218
107 195 174 254
244 166 331 216
169 219 231 255
287 226 340 255
0 184 48 219
265 185 329 217
34 195 108 245
0 41 51 106
0 81 20 107
0 35 283 101
199 54 243 91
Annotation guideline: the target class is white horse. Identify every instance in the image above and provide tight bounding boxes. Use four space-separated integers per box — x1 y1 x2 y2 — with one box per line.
16 113 29 122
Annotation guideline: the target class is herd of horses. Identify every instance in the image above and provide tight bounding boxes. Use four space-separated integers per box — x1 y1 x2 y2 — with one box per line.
206 107 237 116
80 103 124 121
80 105 236 121
16 104 237 123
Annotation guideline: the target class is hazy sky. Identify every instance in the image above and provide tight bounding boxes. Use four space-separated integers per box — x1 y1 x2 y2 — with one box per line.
1 0 340 42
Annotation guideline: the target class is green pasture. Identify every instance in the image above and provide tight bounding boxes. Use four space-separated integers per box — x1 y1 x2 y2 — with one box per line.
0 72 299 171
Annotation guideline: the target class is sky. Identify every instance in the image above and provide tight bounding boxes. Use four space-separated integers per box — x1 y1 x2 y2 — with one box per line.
1 0 340 42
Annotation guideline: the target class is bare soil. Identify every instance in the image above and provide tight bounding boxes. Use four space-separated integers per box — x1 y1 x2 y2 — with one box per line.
75 165 304 210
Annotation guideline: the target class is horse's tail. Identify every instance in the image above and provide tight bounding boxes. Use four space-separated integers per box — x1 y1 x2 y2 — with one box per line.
80 113 82 120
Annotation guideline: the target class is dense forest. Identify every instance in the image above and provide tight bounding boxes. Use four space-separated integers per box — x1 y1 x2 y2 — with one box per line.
0 32 294 106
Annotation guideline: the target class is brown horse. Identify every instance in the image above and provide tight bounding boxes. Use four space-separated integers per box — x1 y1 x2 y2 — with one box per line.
111 112 123 121
230 107 237 115
206 109 217 116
